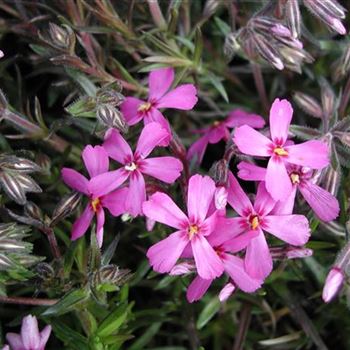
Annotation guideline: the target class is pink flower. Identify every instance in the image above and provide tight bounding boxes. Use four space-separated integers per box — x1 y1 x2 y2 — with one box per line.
121 67 198 144
322 267 344 303
89 122 183 217
237 161 339 222
5 314 51 350
188 109 265 164
226 172 310 280
186 228 262 302
0 50 4 59
143 174 224 280
62 145 127 246
233 98 329 201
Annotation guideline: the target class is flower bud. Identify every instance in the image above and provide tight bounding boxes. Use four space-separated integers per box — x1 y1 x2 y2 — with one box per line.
51 191 82 226
49 23 76 51
97 104 128 133
214 186 228 210
322 266 344 302
211 159 228 186
293 92 323 118
286 247 313 259
24 201 43 221
219 283 236 302
286 0 301 38
169 262 195 275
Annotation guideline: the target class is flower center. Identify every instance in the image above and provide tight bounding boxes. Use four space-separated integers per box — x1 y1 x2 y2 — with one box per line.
91 198 100 212
213 120 221 127
188 224 199 240
138 102 152 113
249 215 260 230
124 162 137 171
274 146 288 156
290 173 300 184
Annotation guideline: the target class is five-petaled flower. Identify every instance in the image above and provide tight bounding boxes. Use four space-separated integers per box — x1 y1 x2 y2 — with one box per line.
89 122 183 217
233 98 329 201
121 67 198 145
61 145 127 247
4 314 51 350
225 172 310 280
188 109 265 164
143 175 225 280
237 161 339 222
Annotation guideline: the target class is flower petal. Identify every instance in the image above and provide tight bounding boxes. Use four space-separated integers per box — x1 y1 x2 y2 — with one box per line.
101 187 128 216
226 109 265 129
96 208 105 247
148 67 174 100
269 98 293 144
223 254 262 292
221 230 259 253
191 235 224 279
61 168 89 195
103 128 133 164
219 283 236 302
237 161 266 181
125 171 146 217
186 276 212 303
245 230 272 280
254 182 276 216
286 140 329 169
82 145 109 178
187 135 210 164
233 125 273 157
299 181 339 222
39 325 52 349
227 172 253 217
71 205 94 241
135 122 169 159
263 214 310 245
207 125 227 143
265 157 293 201
120 97 144 125
142 192 188 229
271 186 297 215
141 157 183 183
187 175 216 223
157 84 198 110
21 315 40 350
144 108 172 146
6 334 24 350
147 230 188 273
88 168 129 197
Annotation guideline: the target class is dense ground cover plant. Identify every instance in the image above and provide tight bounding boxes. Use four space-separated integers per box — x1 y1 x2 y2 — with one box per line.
0 1 350 349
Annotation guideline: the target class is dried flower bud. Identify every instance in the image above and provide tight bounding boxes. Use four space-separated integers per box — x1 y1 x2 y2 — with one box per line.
219 283 236 302
97 104 128 133
0 172 26 204
97 90 124 106
286 0 301 38
92 264 132 288
24 201 43 221
0 156 41 173
322 266 344 302
210 159 228 186
293 92 323 118
35 153 51 174
49 23 76 52
202 0 221 20
51 191 82 226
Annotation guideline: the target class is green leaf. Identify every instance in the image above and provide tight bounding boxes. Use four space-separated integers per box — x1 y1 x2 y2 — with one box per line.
51 321 89 350
96 302 131 337
207 73 229 102
193 28 203 66
128 322 162 350
289 125 322 140
42 289 89 316
196 297 221 329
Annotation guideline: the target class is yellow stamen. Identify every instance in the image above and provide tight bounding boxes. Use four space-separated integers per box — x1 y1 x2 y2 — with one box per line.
251 216 259 230
138 102 152 112
290 173 300 184
188 225 199 240
124 162 137 171
213 120 220 127
274 147 288 156
91 198 100 212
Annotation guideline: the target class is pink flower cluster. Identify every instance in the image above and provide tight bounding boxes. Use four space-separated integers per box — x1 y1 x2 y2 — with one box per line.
61 68 339 303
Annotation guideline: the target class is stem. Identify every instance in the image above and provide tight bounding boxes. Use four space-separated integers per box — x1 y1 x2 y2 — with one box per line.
41 226 62 260
339 74 350 118
0 295 58 306
251 63 269 114
232 303 252 350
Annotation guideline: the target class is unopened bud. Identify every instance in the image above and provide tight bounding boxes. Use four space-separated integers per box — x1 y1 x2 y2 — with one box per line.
293 92 323 118
170 262 195 276
224 32 240 60
97 104 128 133
320 78 335 119
286 247 313 259
286 0 301 38
51 191 82 226
219 282 236 302
25 201 43 221
49 23 76 52
322 266 344 302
